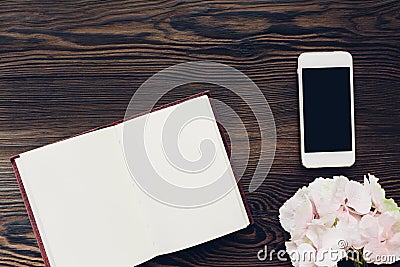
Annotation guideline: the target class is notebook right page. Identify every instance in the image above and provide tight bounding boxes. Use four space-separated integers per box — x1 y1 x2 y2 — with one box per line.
118 95 250 255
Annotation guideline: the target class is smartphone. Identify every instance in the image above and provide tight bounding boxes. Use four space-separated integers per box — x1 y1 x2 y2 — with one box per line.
298 51 355 168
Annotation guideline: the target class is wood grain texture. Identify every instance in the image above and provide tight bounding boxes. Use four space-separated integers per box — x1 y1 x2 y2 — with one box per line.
0 0 399 266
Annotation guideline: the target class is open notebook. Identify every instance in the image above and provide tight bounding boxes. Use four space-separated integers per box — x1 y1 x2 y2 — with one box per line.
11 92 252 267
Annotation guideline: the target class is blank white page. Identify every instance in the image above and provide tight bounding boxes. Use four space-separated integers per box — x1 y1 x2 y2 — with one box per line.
117 95 250 255
15 127 155 267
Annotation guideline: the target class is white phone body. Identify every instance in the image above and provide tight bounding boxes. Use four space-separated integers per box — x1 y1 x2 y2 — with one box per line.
298 51 355 168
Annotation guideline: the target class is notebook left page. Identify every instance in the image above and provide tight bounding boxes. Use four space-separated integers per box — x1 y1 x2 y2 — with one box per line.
15 126 155 267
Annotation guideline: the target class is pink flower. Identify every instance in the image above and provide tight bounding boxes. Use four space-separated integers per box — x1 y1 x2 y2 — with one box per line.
308 176 371 220
279 174 400 267
306 219 363 266
279 187 314 240
345 180 372 215
360 211 400 265
364 173 399 213
307 177 344 219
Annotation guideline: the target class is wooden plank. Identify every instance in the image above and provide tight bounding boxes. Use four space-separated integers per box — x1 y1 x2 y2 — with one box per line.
0 0 399 266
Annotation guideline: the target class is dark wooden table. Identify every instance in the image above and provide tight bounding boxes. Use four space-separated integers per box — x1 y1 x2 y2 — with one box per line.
1 1 399 266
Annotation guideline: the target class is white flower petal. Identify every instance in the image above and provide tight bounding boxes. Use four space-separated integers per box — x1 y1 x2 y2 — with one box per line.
314 228 347 266
279 187 313 239
297 243 316 267
308 177 343 217
359 214 380 240
345 180 372 214
366 174 386 212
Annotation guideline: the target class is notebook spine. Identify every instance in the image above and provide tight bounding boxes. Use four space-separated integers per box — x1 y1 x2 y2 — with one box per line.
11 156 52 267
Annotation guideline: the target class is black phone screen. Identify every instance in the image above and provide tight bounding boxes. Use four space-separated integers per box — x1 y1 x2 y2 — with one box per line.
302 67 352 153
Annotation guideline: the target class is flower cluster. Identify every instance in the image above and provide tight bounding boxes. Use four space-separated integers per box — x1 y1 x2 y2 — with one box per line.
279 174 400 266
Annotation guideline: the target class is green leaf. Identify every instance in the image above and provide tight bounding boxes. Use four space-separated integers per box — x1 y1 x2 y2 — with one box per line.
383 198 400 212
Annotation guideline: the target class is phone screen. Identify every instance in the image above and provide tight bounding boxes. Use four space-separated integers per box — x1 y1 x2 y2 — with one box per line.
302 67 352 153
